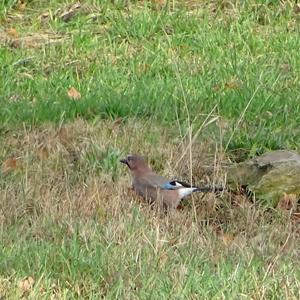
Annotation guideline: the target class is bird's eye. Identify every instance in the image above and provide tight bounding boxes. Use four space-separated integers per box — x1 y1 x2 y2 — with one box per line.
127 156 132 161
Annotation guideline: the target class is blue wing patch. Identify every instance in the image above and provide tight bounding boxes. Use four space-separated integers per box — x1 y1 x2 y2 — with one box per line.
160 180 184 190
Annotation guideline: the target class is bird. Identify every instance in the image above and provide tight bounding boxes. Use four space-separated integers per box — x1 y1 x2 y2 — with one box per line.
120 154 224 209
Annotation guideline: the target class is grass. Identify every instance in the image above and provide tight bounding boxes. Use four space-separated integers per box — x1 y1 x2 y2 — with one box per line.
1 120 299 299
1 0 300 151
0 1 300 299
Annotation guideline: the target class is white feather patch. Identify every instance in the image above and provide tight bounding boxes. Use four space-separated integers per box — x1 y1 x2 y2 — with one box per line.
177 187 198 198
173 181 183 187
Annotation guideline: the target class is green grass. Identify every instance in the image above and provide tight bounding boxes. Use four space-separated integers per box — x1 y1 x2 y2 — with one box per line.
0 1 300 298
1 0 300 152
1 220 298 299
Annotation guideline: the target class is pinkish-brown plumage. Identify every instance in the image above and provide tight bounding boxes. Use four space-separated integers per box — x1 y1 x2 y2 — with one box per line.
120 154 200 209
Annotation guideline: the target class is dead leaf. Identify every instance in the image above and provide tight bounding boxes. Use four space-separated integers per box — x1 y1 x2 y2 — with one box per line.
293 212 300 224
224 78 240 90
19 276 35 293
159 252 169 264
22 72 34 80
164 26 173 35
212 83 221 92
6 28 19 38
176 204 184 210
57 126 71 146
67 87 81 100
168 237 178 246
2 32 65 49
137 63 150 75
111 118 123 131
40 12 50 19
217 117 230 130
222 0 234 9
152 0 165 9
37 146 49 160
39 12 50 24
265 111 273 118
9 94 22 102
216 230 235 246
8 39 21 48
281 63 291 73
60 3 81 22
2 158 18 173
220 233 235 246
39 286 47 295
232 194 251 208
294 4 300 14
17 0 26 11
277 193 298 211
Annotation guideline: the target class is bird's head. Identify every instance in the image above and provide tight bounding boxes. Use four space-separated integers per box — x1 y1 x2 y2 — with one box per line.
120 154 151 174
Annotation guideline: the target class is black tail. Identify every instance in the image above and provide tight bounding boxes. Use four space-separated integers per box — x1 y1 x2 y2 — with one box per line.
195 185 225 193
169 180 225 193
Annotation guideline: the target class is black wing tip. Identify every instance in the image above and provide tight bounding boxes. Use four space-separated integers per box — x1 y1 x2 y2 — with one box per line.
170 180 226 192
170 180 195 188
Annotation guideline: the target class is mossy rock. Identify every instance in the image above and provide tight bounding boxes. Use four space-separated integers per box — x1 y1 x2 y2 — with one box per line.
227 150 300 206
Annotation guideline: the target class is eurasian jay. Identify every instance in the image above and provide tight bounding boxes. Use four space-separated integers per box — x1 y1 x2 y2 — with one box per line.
120 154 223 209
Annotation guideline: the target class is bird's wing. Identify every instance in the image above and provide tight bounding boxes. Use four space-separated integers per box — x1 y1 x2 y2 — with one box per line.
143 173 170 188
135 172 197 191
133 172 176 191
132 175 163 201
161 179 197 190
161 180 184 190
166 180 195 188
145 173 197 190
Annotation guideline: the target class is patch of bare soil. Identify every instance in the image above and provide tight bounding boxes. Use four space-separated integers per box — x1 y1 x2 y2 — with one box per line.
0 28 65 48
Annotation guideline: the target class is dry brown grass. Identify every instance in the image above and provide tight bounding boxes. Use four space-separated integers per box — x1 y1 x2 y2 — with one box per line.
0 119 299 298
1 118 298 235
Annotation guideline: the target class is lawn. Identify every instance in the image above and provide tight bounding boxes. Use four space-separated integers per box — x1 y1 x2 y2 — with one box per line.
0 1 300 299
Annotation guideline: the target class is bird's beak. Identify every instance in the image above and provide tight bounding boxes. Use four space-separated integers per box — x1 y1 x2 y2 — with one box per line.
120 158 128 165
